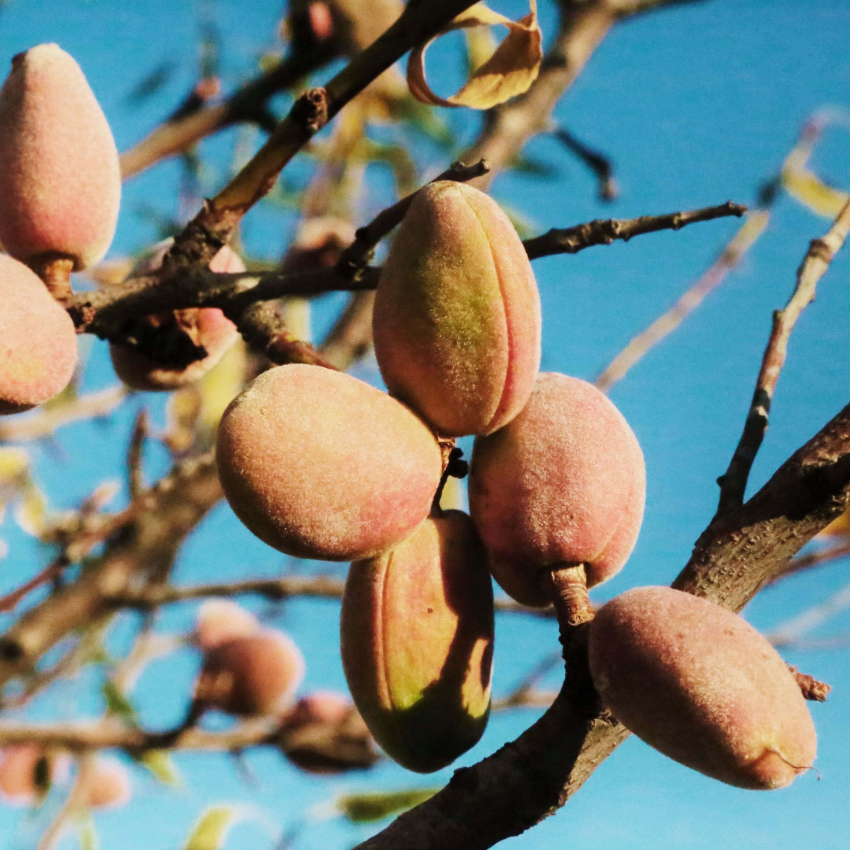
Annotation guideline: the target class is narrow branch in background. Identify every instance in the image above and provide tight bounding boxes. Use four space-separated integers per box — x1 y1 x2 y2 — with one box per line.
0 454 221 689
319 291 377 370
595 210 768 392
336 159 491 278
550 125 617 201
163 0 481 273
110 575 549 617
127 409 149 500
769 538 850 584
234 301 338 368
0 386 127 443
768 578 850 650
36 753 96 850
0 557 69 614
120 49 338 179
716 199 850 514
523 201 746 259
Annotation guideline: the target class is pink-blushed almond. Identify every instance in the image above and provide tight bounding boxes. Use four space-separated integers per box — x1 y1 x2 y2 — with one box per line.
0 44 121 270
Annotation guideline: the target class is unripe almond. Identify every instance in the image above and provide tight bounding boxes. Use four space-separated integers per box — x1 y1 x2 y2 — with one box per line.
341 511 494 772
197 630 305 717
194 599 260 651
85 757 131 809
0 255 78 414
0 744 68 805
374 181 541 437
0 44 121 270
109 243 242 391
285 691 354 728
281 691 376 774
589 587 817 789
469 373 645 606
216 364 442 561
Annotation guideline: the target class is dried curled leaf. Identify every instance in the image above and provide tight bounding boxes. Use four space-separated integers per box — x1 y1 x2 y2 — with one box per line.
407 1 541 110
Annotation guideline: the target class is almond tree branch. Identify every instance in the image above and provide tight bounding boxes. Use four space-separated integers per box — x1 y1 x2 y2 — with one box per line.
769 539 850 584
161 0 481 276
352 397 850 850
107 575 549 617
594 210 768 392
523 201 746 259
66 202 743 344
120 46 340 180
716 199 850 514
0 386 128 443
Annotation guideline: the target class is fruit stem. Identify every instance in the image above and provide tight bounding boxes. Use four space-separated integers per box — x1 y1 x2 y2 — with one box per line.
29 254 75 301
544 563 594 631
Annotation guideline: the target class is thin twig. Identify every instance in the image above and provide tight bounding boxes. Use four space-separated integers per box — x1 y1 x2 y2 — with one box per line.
769 539 850 584
523 201 746 259
595 210 768 392
551 125 617 201
109 575 551 617
768 578 850 647
717 199 850 513
0 386 127 443
335 159 491 279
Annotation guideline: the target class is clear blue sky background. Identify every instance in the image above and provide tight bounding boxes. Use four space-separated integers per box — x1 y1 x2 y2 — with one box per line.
1 1 849 848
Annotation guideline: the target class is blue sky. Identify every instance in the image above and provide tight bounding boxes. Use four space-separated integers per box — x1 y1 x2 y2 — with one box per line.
0 0 849 848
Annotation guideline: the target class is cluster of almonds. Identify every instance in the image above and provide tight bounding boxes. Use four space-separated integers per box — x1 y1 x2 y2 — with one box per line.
216 182 817 783
0 746 130 810
192 599 374 775
0 45 816 789
0 45 252 412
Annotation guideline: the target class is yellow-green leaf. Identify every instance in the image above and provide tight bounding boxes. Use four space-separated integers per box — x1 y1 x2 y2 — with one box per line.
14 484 47 537
336 788 441 824
407 1 541 110
137 749 182 787
0 447 28 485
782 165 850 218
183 806 237 850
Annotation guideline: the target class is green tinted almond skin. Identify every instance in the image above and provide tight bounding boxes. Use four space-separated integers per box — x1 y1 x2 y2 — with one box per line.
341 511 494 773
373 181 541 437
109 243 243 390
589 587 817 790
0 44 121 270
216 364 443 561
0 255 78 414
469 373 645 606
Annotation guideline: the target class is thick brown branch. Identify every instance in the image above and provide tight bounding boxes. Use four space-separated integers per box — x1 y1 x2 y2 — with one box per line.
769 539 850 584
716 200 850 513
68 202 738 347
354 399 850 850
162 0 480 274
0 454 222 691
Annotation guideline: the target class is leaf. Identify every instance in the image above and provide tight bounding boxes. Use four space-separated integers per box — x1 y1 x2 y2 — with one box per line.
183 806 237 850
77 813 100 850
0 447 28 485
781 165 850 218
101 681 139 727
136 749 183 787
14 484 47 537
407 1 541 110
336 788 441 824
